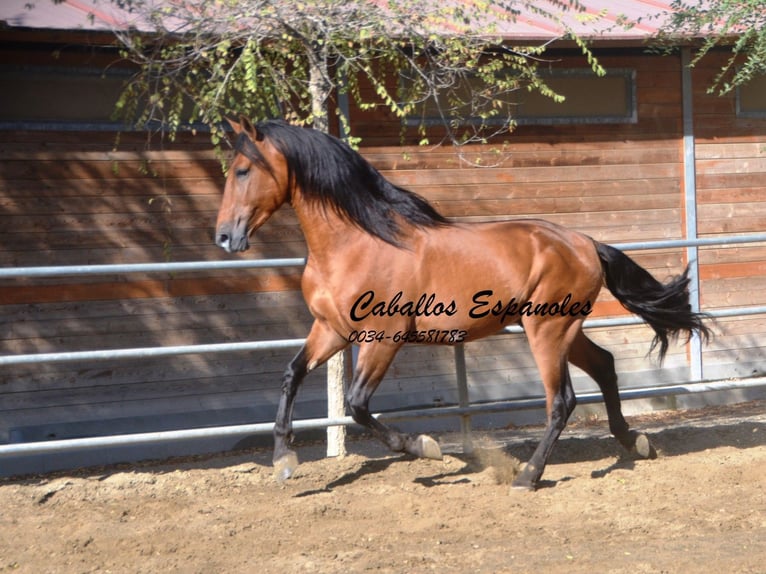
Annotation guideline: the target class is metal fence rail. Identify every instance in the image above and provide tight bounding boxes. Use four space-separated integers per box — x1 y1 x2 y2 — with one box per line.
0 258 307 279
2 232 765 280
1 376 764 459
1 232 765 460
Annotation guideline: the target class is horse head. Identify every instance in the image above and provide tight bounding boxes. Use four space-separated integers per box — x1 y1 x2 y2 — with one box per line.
215 117 290 253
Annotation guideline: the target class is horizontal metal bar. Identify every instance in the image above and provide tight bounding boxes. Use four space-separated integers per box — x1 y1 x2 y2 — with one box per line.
502 315 646 334
1 376 763 459
706 305 766 318
582 304 766 325
389 376 766 421
0 339 306 366
0 258 306 279
500 303 766 335
2 304 763 367
2 233 765 280
611 232 766 251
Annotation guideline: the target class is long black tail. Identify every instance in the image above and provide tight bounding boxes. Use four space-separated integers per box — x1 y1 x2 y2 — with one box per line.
595 241 710 363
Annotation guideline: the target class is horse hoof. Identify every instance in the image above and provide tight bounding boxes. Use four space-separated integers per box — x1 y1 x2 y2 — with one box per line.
415 435 443 460
510 462 538 492
273 451 299 483
510 481 536 492
633 433 657 460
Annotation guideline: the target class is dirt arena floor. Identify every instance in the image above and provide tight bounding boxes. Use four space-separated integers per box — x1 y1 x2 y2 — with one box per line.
1 400 764 574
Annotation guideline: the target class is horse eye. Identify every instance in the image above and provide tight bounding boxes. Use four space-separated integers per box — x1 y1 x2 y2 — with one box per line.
235 167 250 178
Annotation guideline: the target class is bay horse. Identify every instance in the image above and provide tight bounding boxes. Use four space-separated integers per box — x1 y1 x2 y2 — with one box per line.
215 118 709 490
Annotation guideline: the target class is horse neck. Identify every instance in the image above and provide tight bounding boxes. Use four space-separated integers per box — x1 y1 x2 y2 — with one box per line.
290 189 374 264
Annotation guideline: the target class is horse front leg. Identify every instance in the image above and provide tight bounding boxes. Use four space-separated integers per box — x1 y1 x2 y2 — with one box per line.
346 343 442 461
272 347 308 482
273 320 348 482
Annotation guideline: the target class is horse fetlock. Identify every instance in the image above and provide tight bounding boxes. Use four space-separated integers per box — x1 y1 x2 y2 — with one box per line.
273 451 299 483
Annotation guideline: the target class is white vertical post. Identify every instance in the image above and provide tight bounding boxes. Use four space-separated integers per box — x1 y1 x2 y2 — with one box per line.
327 76 353 458
453 343 473 454
326 349 350 457
681 47 704 381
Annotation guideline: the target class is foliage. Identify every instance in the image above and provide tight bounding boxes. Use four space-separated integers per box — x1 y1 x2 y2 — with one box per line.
659 0 766 94
110 0 604 147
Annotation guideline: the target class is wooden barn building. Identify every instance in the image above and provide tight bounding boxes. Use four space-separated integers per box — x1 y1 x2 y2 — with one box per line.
1 0 764 473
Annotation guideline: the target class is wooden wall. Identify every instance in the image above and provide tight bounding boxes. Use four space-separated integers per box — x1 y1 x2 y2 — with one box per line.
692 52 766 382
0 130 310 449
1 46 764 469
360 51 695 410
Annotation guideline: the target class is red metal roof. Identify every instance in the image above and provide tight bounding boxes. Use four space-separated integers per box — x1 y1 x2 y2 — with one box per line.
0 0 142 31
0 0 681 41
493 1 676 41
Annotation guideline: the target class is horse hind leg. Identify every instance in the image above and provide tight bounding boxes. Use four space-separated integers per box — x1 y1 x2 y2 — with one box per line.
568 330 656 459
512 319 581 491
512 353 577 490
346 344 442 461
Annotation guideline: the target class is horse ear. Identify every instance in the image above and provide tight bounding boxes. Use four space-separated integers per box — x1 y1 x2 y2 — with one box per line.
225 116 242 134
240 116 257 138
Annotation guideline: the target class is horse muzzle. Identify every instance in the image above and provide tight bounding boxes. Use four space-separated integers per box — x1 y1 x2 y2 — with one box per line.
215 221 250 253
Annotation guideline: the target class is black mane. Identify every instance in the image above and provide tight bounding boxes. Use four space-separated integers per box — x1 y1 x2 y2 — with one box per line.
235 120 449 246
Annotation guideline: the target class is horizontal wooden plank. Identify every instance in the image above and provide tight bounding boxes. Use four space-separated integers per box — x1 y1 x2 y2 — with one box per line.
700 261 766 280
0 177 224 198
3 305 313 346
0 193 221 216
361 137 680 158
389 163 681 186
696 157 766 175
697 187 766 204
699 244 766 265
0 159 222 181
698 202 766 218
0 140 687 177
452 209 685 235
0 217 303 248
695 142 766 160
0 149 219 162
0 210 226 233
0 367 296 414
702 315 766 337
697 216 766 235
1 290 307 320
0 274 304 304
411 178 681 200
365 146 680 171
430 195 679 217
0 187 683 221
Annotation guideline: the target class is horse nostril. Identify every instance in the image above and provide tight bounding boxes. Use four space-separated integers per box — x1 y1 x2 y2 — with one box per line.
216 232 232 252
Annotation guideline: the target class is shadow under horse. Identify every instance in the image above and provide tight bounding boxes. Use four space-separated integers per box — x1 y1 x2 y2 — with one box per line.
214 118 710 491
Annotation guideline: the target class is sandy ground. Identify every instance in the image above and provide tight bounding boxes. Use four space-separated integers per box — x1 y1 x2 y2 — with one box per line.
0 400 764 574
